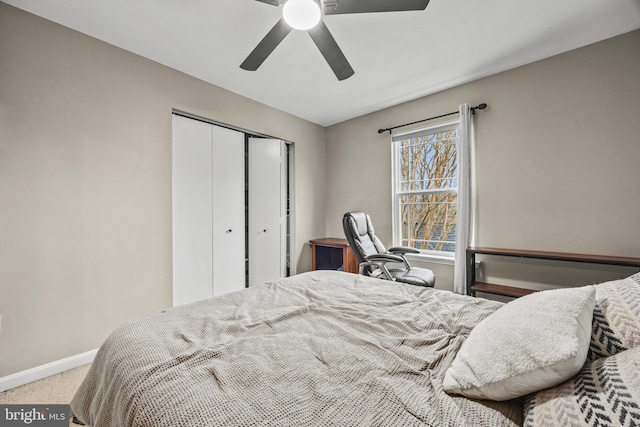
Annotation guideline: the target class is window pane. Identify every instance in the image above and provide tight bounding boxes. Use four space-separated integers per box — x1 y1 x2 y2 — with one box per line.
398 129 458 192
399 193 457 252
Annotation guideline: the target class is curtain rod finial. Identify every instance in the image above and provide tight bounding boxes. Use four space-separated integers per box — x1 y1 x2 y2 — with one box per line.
471 103 487 115
377 128 388 134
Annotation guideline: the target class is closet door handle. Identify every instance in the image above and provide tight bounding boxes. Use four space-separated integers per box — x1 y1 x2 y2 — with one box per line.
226 229 232 233
263 229 267 233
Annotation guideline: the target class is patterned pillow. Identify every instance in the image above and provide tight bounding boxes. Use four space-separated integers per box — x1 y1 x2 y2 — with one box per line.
523 346 640 427
588 273 640 361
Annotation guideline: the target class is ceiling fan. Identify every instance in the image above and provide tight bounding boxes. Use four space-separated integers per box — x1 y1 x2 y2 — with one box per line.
240 0 431 81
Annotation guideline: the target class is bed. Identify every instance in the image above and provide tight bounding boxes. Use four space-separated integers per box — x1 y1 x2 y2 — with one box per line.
70 270 640 427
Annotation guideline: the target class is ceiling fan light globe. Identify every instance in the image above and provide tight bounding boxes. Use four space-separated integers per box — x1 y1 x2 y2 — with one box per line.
283 0 321 30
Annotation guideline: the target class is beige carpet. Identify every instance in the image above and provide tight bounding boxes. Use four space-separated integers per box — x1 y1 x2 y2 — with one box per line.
0 364 91 426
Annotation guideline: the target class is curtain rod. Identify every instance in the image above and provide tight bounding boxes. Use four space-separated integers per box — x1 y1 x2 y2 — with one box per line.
377 103 487 135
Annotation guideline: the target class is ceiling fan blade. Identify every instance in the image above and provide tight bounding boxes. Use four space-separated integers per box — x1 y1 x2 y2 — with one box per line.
240 18 292 71
324 0 430 15
308 21 354 81
254 0 281 6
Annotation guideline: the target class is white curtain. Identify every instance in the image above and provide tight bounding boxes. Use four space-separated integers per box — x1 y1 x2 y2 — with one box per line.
453 103 474 294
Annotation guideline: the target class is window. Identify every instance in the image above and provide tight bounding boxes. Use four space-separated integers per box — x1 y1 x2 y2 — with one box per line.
392 121 460 257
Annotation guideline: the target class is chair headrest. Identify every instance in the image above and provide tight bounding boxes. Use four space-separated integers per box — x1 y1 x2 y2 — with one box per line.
348 212 370 236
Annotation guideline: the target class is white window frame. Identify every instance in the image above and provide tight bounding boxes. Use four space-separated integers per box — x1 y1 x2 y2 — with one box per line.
391 119 460 265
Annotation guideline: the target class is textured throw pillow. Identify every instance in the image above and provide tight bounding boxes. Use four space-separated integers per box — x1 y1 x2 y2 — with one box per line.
524 346 640 427
588 272 640 361
443 286 596 401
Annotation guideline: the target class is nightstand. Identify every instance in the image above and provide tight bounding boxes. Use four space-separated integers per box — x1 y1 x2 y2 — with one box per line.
310 238 358 274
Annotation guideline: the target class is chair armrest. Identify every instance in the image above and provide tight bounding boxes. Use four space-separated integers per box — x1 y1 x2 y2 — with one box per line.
368 253 405 263
388 246 420 255
359 261 395 280
381 249 412 270
367 253 410 273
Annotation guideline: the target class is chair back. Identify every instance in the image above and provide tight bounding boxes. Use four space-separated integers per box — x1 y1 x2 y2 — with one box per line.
342 212 387 266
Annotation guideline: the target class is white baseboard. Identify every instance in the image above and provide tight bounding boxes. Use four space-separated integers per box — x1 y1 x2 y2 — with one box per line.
0 349 98 393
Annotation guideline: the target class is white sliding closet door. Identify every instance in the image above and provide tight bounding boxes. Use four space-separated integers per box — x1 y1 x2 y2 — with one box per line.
211 125 245 295
248 138 286 286
172 115 213 306
172 115 245 306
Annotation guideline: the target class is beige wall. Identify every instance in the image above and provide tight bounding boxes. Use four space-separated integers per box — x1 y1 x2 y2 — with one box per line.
1 2 639 379
0 4 326 377
326 30 640 292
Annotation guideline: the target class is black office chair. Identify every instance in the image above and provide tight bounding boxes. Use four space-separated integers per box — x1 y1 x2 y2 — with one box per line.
342 212 435 287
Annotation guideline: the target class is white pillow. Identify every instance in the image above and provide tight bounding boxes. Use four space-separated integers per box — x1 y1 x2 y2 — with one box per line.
443 285 596 401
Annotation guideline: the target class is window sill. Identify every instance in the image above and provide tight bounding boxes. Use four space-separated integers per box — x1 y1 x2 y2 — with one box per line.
405 252 455 266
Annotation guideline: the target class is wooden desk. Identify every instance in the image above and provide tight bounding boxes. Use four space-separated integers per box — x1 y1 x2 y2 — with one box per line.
466 247 640 298
310 238 358 274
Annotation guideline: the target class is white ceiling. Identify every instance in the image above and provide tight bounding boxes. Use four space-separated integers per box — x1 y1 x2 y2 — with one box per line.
4 0 640 126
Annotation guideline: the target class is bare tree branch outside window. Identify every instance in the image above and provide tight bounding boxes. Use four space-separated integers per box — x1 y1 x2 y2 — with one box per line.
397 128 458 252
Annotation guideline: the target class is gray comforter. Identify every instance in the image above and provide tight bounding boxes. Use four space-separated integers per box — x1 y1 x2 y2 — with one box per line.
71 271 523 426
